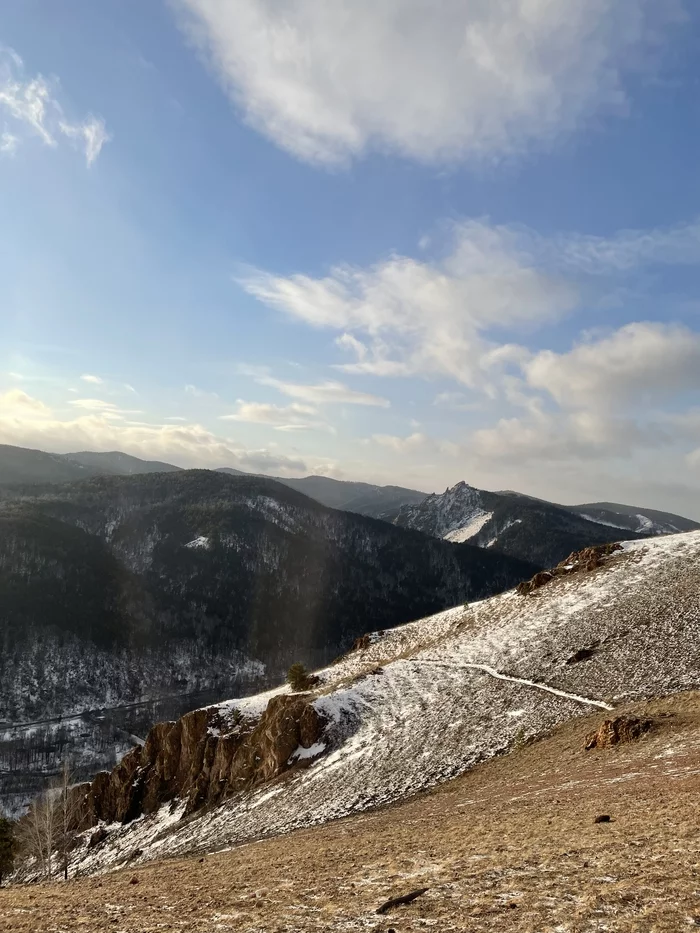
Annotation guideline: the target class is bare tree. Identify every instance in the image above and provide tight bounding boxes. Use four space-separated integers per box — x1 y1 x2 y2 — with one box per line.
17 791 57 880
17 759 80 881
56 760 80 881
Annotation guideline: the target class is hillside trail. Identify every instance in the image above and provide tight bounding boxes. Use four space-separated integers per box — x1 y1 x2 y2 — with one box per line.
3 690 700 932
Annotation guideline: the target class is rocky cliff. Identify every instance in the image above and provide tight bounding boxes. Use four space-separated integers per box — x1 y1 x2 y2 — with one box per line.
72 693 326 831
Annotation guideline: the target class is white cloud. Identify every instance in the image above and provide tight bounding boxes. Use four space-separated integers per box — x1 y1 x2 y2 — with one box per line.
176 0 681 167
0 388 50 416
69 398 119 411
239 367 390 407
471 410 665 465
241 219 578 388
525 322 700 409
0 48 109 164
220 400 330 431
371 432 428 452
80 373 104 385
243 217 700 395
0 388 327 477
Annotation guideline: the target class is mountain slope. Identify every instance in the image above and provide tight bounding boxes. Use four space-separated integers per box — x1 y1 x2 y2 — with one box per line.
394 481 654 566
65 531 700 872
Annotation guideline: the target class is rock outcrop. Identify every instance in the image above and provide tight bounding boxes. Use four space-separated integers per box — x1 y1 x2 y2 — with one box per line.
71 694 326 831
517 543 623 596
584 716 652 751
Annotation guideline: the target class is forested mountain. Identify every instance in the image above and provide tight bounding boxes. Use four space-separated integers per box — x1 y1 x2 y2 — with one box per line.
0 471 533 723
269 474 428 518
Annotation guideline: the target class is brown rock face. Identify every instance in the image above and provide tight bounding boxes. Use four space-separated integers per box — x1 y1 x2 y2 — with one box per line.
585 716 652 751
71 694 327 830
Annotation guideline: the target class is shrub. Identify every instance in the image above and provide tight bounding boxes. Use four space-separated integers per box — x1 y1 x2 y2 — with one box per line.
286 663 319 692
0 817 15 886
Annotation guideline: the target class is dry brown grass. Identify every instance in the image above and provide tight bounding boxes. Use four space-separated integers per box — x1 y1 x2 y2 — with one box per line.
3 691 700 932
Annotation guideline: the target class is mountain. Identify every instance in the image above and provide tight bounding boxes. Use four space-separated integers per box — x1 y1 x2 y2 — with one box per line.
565 501 700 535
0 444 108 485
0 470 532 813
215 466 247 477
52 529 700 876
230 472 428 519
393 481 698 566
0 444 183 487
65 450 183 476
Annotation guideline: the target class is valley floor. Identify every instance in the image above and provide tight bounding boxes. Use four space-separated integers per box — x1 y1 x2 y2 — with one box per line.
3 691 700 932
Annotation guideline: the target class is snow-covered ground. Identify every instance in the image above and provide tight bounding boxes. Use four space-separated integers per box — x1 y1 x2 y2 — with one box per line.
444 511 493 542
73 531 700 874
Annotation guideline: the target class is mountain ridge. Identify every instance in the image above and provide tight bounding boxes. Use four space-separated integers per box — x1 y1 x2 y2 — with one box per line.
394 480 699 566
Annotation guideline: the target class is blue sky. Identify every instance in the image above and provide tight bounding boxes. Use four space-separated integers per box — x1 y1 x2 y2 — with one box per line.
2 0 700 516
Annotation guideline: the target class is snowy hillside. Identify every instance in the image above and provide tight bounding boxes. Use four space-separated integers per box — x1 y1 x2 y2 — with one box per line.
70 530 700 874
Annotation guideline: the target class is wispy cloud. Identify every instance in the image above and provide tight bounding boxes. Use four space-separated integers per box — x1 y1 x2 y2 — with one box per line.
241 217 700 394
80 373 104 385
221 400 330 432
59 115 110 167
185 383 220 400
238 366 389 408
0 48 110 165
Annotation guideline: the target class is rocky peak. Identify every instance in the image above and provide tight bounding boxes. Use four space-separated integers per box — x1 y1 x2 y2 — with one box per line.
395 480 485 539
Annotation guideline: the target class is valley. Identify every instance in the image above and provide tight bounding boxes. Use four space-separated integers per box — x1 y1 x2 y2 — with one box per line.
0 467 532 814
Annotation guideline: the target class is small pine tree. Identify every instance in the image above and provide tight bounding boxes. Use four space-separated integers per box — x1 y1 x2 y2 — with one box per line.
0 817 15 887
286 663 318 692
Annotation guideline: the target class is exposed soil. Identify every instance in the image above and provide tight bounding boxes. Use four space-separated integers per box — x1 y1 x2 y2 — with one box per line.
3 691 700 932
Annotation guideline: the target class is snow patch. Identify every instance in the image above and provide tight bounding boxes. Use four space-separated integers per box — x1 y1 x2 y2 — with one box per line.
289 742 327 762
444 511 493 543
184 536 210 550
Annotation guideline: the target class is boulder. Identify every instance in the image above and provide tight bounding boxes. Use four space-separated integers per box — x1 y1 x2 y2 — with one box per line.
585 716 652 751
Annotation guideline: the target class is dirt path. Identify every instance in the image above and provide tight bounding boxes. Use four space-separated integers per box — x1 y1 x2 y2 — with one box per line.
421 658 615 709
3 692 700 932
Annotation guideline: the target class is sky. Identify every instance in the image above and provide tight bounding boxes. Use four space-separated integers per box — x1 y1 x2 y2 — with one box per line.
1 1 700 517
